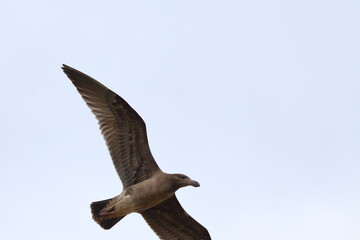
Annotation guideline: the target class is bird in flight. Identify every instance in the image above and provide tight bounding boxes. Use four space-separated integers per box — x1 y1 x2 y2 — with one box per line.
62 65 211 240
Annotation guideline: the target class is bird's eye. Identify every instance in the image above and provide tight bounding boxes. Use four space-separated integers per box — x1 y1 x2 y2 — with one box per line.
180 175 186 179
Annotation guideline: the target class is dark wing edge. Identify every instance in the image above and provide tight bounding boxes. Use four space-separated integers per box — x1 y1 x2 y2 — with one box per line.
62 64 161 187
141 195 211 240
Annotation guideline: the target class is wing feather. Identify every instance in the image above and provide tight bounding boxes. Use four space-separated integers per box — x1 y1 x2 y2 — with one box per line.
141 196 211 240
62 65 160 187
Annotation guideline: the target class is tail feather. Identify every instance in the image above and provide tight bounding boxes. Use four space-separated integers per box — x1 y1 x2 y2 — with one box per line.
94 216 124 230
90 198 126 230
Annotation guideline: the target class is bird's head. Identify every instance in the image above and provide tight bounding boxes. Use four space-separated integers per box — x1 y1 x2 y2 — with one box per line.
171 173 200 189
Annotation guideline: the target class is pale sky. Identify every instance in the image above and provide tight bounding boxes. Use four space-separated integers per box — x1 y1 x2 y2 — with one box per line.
1 0 360 239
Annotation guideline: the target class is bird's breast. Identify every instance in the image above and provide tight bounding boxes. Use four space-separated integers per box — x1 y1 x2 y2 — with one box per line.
124 178 175 212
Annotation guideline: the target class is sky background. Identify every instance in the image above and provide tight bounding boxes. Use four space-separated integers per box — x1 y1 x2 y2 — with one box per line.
1 0 360 239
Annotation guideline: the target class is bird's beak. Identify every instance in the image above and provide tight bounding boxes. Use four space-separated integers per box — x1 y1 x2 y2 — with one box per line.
191 180 200 187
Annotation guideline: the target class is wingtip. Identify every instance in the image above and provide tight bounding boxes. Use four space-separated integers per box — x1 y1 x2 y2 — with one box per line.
61 64 79 77
61 64 71 71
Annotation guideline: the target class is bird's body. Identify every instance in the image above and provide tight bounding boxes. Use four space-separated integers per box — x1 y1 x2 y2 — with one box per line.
62 65 211 240
112 172 174 215
95 172 196 219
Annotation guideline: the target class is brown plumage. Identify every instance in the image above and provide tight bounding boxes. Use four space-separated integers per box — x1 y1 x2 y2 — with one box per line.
62 65 211 240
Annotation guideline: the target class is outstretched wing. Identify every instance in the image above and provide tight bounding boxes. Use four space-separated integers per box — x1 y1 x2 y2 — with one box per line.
141 195 211 240
62 64 161 188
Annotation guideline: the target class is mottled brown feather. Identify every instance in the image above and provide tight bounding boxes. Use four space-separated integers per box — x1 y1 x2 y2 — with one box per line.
62 64 160 187
141 195 211 240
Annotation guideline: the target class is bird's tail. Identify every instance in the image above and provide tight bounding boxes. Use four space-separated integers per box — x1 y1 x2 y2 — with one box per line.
90 198 126 230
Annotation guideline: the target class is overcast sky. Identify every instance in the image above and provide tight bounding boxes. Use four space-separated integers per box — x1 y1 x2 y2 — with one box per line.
1 0 359 239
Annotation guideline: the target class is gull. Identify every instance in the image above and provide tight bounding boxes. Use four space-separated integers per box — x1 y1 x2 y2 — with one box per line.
62 65 211 240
